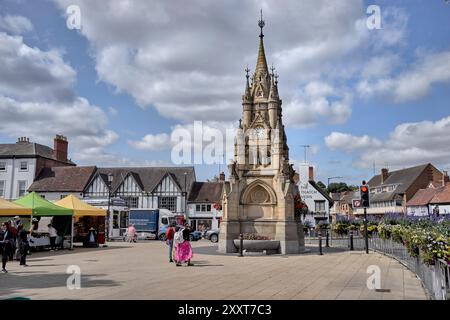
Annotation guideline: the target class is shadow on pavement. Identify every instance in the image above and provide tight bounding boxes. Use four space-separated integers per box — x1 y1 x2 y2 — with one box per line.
28 245 133 259
0 272 120 297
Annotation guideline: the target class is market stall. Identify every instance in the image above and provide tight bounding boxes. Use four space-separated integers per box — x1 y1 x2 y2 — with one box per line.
0 198 32 228
55 195 106 248
14 192 73 249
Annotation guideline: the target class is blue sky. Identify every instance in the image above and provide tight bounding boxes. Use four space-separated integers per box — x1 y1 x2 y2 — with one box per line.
1 0 450 185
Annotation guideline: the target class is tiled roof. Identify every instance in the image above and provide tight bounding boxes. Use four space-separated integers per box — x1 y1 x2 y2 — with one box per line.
430 183 450 204
0 142 75 164
407 187 444 206
188 182 223 203
309 181 334 204
94 167 196 193
29 166 97 192
368 164 431 194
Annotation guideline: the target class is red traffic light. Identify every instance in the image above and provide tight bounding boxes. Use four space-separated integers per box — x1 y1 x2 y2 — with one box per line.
361 186 368 193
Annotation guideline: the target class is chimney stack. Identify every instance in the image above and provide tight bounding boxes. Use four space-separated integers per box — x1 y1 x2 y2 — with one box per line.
381 168 389 184
219 172 225 182
54 135 68 163
308 166 314 181
16 137 30 144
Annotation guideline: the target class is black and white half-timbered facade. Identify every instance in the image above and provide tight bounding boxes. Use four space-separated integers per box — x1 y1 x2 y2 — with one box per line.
84 167 196 214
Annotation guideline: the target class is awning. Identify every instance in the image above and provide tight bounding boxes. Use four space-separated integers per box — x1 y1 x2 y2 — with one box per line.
55 195 106 217
0 198 32 216
14 192 73 216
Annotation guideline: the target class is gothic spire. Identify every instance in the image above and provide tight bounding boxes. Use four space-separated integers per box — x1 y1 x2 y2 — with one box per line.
255 10 269 78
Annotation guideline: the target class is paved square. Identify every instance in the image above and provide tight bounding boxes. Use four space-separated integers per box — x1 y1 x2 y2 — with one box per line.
0 241 427 300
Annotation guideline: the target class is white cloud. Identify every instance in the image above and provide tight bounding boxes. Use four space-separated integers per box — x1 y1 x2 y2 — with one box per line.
0 32 76 102
326 116 450 169
128 133 171 151
284 81 352 128
0 15 33 35
358 50 450 103
52 0 374 126
325 132 382 152
0 27 118 165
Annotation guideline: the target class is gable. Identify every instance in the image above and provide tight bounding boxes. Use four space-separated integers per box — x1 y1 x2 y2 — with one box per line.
85 175 108 195
116 174 142 195
153 173 182 195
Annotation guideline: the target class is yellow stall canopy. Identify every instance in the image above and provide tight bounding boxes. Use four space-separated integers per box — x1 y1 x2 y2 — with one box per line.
0 198 32 216
55 195 106 217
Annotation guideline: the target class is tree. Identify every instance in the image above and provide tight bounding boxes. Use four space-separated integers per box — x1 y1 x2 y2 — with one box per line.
317 181 327 190
327 182 354 194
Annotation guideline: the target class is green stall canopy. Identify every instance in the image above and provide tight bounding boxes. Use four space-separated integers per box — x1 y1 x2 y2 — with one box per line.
14 192 73 217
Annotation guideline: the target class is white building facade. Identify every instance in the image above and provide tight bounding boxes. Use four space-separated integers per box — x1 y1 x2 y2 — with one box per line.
296 163 332 227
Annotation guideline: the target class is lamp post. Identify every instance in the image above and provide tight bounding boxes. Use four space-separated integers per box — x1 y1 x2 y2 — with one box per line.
184 172 187 225
106 173 113 242
327 176 343 189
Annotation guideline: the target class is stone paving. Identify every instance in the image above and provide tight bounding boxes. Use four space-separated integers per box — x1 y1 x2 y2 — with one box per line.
0 241 427 300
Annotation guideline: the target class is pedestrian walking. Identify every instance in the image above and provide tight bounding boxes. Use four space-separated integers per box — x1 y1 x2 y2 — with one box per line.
165 222 176 263
48 224 58 251
0 222 14 273
18 227 30 267
174 223 193 267
126 224 137 243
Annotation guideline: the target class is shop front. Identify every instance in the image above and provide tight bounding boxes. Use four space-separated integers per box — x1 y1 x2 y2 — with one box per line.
55 195 107 247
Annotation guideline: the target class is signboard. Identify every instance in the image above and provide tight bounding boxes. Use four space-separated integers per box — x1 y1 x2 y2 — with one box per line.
129 209 159 232
353 199 361 208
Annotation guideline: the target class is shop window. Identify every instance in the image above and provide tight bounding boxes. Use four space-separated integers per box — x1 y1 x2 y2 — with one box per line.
0 180 5 198
120 211 129 228
159 196 177 212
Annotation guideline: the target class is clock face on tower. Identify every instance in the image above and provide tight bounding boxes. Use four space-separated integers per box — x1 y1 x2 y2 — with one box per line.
255 126 265 139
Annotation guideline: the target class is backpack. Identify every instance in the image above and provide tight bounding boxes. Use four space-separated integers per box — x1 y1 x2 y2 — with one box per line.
174 229 184 245
165 227 174 240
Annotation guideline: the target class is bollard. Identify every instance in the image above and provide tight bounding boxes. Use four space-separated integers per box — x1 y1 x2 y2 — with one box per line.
318 234 323 255
350 232 354 251
239 233 244 257
326 230 330 248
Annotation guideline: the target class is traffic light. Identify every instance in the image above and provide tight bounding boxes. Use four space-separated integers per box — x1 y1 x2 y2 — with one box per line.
360 181 370 208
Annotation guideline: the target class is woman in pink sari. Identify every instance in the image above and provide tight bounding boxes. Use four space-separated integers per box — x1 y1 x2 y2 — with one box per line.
174 223 193 266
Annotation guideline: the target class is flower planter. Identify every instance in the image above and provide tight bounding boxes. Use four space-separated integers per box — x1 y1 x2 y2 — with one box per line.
233 240 280 255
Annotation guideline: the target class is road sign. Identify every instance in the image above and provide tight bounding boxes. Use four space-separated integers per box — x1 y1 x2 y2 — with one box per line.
353 199 361 208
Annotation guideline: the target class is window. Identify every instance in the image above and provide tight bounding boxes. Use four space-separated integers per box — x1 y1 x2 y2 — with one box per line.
0 162 6 171
19 161 28 171
196 204 201 212
124 196 139 208
18 181 27 197
158 196 176 212
0 180 5 198
315 201 326 213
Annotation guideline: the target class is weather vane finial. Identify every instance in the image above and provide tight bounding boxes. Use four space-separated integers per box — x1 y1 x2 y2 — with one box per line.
258 9 265 38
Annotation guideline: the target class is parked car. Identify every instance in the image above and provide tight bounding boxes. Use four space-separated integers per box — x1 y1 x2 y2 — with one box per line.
204 229 219 243
158 225 202 241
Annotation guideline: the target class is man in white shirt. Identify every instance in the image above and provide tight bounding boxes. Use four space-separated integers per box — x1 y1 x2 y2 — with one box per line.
48 224 58 251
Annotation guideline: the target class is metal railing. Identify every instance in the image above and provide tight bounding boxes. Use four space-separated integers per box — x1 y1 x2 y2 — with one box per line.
369 234 450 300
306 231 450 300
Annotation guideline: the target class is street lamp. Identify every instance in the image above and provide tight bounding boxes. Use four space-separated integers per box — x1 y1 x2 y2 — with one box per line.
327 176 343 189
106 173 113 242
184 172 188 224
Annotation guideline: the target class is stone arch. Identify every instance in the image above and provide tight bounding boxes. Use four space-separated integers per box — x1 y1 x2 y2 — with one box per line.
240 180 277 205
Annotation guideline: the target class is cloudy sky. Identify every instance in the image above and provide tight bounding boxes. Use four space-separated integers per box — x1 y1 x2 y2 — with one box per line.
1 0 450 184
